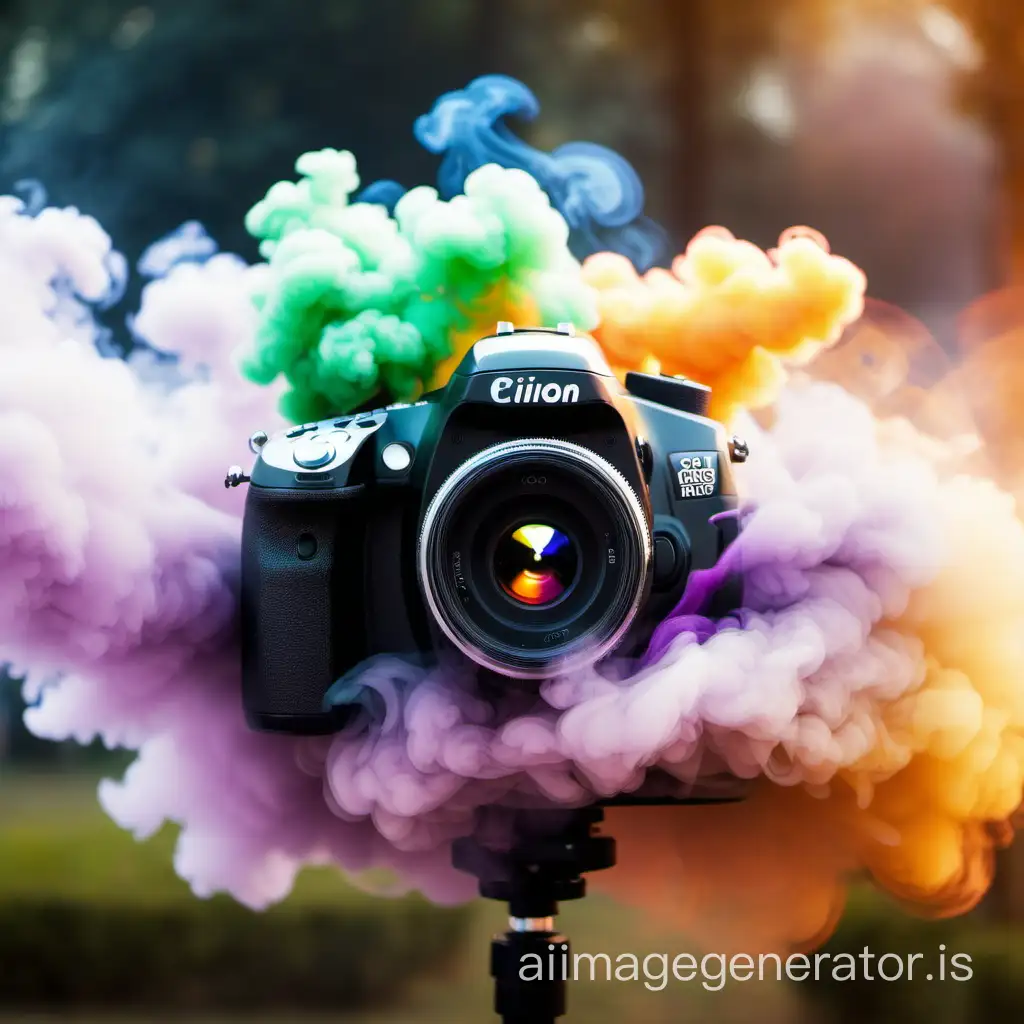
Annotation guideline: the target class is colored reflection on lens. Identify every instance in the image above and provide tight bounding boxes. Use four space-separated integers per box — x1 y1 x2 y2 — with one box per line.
494 523 577 606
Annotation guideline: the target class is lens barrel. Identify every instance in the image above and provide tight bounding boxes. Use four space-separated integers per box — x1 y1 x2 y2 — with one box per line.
417 439 651 678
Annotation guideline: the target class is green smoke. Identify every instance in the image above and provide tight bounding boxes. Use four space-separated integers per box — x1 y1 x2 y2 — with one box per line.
242 148 598 421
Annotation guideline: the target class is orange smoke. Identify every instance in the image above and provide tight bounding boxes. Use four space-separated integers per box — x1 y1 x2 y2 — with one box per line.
595 453 1024 953
583 227 867 423
809 297 984 449
596 787 857 955
419 228 1024 954
425 284 546 391
586 235 1024 954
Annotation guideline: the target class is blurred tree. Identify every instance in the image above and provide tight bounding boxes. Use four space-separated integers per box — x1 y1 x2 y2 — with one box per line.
487 0 794 250
954 0 1024 283
0 0 507 265
0 668 129 767
697 0 995 342
659 0 709 242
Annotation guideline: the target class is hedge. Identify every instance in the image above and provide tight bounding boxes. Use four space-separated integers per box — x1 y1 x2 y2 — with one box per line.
801 887 1024 1024
0 773 473 1010
0 895 471 1010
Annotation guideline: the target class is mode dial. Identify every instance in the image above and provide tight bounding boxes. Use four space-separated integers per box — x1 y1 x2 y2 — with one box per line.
623 372 711 417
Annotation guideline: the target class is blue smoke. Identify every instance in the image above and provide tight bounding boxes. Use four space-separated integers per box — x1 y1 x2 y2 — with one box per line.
355 179 408 211
357 75 671 271
13 179 48 217
137 220 219 277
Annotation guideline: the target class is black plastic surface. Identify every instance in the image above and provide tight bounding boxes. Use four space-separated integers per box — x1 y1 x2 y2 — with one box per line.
241 484 367 732
624 371 711 416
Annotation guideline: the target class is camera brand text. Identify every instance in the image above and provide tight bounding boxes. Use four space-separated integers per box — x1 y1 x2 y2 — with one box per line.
490 376 581 405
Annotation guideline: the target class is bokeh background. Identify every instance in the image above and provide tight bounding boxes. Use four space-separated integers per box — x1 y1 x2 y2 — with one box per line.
2 0 1024 1021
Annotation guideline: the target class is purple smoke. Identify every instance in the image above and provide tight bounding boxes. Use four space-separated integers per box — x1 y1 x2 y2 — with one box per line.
302 384 943 854
0 194 472 906
2 191 946 909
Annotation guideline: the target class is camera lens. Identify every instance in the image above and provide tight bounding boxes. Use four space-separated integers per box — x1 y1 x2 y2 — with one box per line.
417 438 651 679
493 523 578 607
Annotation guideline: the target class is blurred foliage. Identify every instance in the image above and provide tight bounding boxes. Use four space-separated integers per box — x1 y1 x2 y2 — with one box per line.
0 899 469 1010
0 0 1012 333
0 775 472 1010
0 779 340 903
0 0 502 264
3 776 1024 1021
804 885 1024 1024
951 0 1024 280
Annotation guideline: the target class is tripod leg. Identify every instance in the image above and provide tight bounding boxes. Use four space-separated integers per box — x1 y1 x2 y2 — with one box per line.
491 918 569 1024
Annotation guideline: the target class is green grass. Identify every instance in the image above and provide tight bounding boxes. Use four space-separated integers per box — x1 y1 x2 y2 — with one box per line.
804 885 1024 1024
5 772 1024 1022
0 770 473 1015
0 770 806 1023
0 771 386 907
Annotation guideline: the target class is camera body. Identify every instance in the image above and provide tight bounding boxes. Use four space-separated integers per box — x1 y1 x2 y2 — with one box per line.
240 325 744 734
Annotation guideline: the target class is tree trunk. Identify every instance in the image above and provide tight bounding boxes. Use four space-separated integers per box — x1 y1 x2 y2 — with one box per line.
661 0 710 242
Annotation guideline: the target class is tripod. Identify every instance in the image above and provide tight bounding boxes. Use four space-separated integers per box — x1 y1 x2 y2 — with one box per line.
451 789 744 1024
452 806 614 1024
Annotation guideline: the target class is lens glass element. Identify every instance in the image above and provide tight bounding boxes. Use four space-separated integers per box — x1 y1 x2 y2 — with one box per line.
494 523 577 606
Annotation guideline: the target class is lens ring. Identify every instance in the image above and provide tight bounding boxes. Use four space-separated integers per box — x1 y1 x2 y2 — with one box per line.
417 438 651 678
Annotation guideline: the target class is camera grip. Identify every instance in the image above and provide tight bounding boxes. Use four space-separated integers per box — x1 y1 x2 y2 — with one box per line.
240 485 368 733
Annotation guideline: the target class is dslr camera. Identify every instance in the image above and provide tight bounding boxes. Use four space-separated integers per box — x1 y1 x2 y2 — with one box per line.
235 323 746 734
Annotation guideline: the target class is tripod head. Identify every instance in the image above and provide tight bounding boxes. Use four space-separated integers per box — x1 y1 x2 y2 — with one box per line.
452 806 613 1024
452 785 746 1023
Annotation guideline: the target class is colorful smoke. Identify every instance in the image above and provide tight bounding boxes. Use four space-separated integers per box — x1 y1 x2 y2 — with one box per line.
584 227 868 423
241 75 681 421
409 74 671 270
2 75 1024 957
242 149 597 421
0 192 472 906
596 384 1024 951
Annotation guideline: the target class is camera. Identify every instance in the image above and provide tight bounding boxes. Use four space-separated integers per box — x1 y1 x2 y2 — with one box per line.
236 323 746 734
